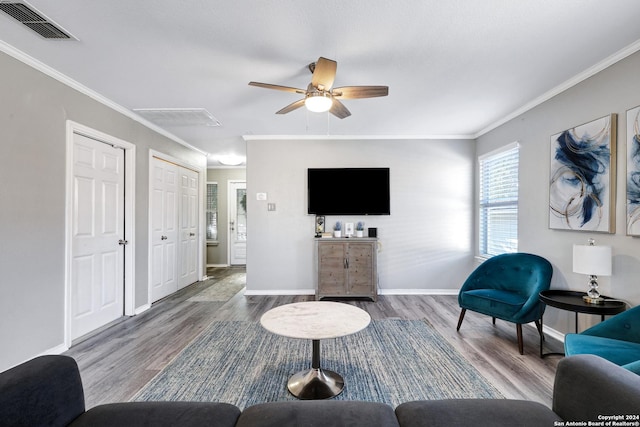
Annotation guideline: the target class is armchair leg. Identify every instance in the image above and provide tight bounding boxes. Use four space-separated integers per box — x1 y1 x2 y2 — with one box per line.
516 324 524 355
456 309 466 331
534 320 545 341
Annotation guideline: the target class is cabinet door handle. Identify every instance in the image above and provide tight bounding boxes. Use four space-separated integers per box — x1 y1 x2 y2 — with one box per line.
344 258 349 269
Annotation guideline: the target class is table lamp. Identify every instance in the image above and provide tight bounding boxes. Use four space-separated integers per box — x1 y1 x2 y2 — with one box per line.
573 239 612 304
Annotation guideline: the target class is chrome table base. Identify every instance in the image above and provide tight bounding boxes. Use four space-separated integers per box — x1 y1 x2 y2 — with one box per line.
287 367 344 399
287 339 344 399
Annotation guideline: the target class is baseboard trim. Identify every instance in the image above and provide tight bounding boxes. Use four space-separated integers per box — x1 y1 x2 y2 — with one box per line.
535 323 565 342
134 304 151 315
244 289 315 296
243 289 461 296
4 343 70 371
39 343 68 356
379 289 459 296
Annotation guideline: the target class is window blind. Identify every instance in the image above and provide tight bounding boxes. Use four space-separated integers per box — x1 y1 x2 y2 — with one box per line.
479 144 519 257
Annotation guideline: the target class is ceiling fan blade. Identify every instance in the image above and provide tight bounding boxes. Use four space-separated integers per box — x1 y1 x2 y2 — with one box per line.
249 81 306 94
332 86 389 99
276 98 306 115
311 57 337 90
329 99 351 119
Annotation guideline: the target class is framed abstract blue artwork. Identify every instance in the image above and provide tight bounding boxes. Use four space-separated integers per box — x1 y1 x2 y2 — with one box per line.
549 114 617 232
627 105 640 236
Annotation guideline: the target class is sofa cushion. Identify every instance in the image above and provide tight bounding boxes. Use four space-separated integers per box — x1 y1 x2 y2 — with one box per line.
565 334 640 367
68 402 241 427
236 400 400 427
395 399 561 427
460 289 528 319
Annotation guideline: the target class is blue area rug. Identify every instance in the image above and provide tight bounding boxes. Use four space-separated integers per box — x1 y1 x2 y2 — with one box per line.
134 319 502 409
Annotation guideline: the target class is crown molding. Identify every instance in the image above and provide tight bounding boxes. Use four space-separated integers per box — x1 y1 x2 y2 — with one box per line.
3 35 639 146
0 40 207 155
243 134 475 141
475 38 640 138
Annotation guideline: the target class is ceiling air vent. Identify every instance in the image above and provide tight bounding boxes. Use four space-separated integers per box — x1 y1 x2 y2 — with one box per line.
133 108 222 127
0 1 75 39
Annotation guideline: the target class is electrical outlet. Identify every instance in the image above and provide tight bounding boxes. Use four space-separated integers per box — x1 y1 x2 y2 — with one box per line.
267 203 276 211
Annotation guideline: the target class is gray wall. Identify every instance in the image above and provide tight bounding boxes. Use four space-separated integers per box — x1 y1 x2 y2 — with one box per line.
245 138 476 294
0 50 205 370
476 50 640 334
4 39 638 372
206 168 246 266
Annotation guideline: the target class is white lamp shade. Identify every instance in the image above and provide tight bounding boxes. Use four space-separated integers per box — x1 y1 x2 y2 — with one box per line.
305 93 332 112
573 244 612 276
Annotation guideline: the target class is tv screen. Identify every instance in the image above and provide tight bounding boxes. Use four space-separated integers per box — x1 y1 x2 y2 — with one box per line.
307 168 390 215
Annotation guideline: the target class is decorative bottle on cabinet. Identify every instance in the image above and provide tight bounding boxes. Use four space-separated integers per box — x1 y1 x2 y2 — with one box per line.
315 238 377 301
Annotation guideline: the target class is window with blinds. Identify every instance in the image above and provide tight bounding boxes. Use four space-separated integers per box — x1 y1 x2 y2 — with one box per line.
206 183 218 241
478 143 519 257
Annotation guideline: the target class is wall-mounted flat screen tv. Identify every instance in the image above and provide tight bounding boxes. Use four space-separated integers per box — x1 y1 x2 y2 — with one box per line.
307 168 390 215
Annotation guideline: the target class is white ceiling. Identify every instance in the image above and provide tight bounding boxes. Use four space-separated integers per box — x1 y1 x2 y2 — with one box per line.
2 0 640 166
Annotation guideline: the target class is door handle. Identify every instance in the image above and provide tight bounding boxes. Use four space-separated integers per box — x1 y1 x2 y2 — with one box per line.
118 239 128 246
189 233 195 237
161 236 168 240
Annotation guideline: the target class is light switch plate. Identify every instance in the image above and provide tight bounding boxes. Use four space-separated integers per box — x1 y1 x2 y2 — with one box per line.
256 192 267 200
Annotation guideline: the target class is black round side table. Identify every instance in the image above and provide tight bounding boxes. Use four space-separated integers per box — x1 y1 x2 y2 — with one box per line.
538 290 626 358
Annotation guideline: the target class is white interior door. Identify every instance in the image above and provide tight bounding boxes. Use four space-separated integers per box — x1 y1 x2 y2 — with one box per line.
70 133 125 340
179 167 199 288
151 158 179 302
229 181 247 265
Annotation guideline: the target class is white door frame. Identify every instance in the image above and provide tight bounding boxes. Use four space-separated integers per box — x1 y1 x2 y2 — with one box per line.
147 150 205 305
64 120 136 348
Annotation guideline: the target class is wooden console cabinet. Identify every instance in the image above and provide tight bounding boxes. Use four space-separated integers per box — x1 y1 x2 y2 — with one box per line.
315 238 378 301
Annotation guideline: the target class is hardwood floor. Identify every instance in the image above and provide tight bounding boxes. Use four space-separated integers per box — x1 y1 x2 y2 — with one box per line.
64 267 564 409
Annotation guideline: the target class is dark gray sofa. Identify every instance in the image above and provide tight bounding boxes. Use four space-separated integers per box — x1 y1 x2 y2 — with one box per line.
1 354 639 426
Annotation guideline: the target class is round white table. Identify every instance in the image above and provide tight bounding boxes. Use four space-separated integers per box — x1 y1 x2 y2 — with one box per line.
260 301 371 399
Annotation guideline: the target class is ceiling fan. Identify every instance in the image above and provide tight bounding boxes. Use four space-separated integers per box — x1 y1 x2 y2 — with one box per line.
248 57 388 119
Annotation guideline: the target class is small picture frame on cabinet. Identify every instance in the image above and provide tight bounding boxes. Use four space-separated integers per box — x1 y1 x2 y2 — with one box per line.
345 222 354 237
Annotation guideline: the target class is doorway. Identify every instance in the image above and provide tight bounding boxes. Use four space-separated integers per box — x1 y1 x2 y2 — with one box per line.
150 158 179 302
65 121 135 346
178 167 199 288
229 181 247 265
149 153 203 303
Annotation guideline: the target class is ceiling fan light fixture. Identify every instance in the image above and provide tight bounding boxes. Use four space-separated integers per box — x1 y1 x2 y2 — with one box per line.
305 92 333 113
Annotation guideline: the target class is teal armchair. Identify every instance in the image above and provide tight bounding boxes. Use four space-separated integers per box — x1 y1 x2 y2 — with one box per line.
457 253 553 354
565 305 640 374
